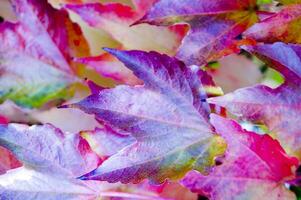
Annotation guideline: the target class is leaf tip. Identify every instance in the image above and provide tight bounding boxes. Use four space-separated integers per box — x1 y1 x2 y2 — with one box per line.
102 47 118 54
103 47 125 60
130 15 147 26
57 103 78 109
85 80 105 94
62 3 75 10
77 168 99 181
57 104 69 109
240 44 254 52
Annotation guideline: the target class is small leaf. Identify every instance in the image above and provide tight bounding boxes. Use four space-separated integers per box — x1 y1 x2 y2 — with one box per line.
182 114 298 200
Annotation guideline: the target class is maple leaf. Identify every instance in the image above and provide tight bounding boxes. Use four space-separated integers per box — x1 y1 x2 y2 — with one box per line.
182 114 298 200
244 4 301 44
64 49 227 183
0 0 89 108
138 0 258 66
0 123 99 177
208 42 301 158
65 1 187 85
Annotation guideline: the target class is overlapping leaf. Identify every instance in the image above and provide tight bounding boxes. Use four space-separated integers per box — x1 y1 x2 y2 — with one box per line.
0 123 99 177
66 49 227 183
138 0 258 66
208 42 301 158
0 0 89 108
182 114 298 200
65 1 187 84
244 4 301 44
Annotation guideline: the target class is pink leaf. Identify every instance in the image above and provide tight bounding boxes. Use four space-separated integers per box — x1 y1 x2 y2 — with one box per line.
182 114 298 200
